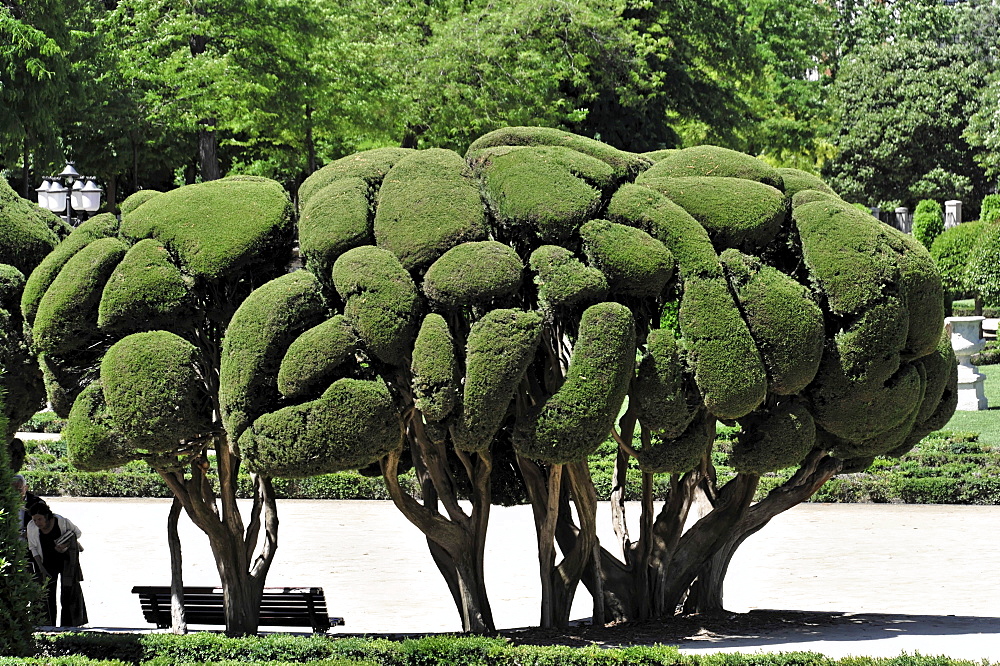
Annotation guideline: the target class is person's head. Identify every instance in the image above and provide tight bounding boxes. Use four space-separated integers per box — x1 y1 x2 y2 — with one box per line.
29 501 53 528
10 474 26 498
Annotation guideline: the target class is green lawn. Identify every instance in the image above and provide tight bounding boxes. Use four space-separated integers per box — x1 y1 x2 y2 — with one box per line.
940 363 1000 445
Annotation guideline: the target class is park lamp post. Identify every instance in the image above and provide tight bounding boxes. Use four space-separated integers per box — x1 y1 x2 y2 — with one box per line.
36 162 102 226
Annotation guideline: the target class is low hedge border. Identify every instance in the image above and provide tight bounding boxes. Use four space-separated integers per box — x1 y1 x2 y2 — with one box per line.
19 430 1000 505
21 632 999 666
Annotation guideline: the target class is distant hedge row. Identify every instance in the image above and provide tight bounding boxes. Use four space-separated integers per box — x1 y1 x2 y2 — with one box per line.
18 430 1000 505
16 632 999 666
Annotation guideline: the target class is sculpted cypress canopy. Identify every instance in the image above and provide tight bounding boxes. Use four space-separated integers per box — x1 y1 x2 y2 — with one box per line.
280 127 954 634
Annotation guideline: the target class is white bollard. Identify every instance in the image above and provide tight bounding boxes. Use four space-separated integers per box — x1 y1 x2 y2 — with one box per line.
945 200 962 229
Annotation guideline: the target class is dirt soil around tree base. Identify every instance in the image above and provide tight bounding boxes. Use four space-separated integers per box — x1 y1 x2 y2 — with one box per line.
36 498 1000 660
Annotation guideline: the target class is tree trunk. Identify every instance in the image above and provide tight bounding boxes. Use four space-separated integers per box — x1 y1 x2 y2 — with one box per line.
167 497 187 634
158 442 279 637
199 123 221 181
684 450 843 614
21 137 30 199
380 445 495 633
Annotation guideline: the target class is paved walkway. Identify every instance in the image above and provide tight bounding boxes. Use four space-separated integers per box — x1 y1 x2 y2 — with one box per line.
36 498 1000 659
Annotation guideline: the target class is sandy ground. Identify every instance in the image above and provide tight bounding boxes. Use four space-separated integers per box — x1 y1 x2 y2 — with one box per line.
34 498 1000 659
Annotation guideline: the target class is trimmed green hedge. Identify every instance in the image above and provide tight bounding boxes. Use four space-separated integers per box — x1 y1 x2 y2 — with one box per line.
30 632 1000 666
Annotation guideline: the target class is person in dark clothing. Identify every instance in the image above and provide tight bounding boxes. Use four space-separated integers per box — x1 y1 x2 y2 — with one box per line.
26 502 88 627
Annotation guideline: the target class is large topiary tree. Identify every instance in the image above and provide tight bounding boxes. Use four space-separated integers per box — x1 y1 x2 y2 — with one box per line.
23 177 309 636
0 178 70 470
239 128 955 633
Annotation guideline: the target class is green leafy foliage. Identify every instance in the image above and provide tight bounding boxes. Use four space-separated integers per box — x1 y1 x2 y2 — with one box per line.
411 314 459 421
825 40 987 210
912 199 944 249
0 390 41 656
100 332 209 453
373 149 487 272
637 176 788 252
516 302 636 463
422 241 524 308
277 316 358 401
578 220 674 298
121 177 294 280
241 378 402 477
931 221 987 297
331 246 421 366
220 271 327 442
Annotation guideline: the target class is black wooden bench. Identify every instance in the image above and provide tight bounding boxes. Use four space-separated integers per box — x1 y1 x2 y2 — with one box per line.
131 586 344 633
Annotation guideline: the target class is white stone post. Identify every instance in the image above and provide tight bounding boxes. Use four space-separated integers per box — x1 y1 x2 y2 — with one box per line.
946 316 988 410
945 200 962 229
895 206 911 233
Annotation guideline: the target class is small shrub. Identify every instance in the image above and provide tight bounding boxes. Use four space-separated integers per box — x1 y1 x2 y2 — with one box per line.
982 193 1000 224
912 199 943 249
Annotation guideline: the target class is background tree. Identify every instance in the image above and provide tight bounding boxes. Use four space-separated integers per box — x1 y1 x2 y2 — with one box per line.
824 39 987 211
24 178 300 635
0 178 69 469
238 127 955 632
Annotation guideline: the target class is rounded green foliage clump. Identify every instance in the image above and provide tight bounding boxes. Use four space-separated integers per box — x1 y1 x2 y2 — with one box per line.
912 199 943 250
21 213 120 324
241 378 402 478
33 237 129 355
634 328 697 437
966 222 1000 307
0 265 25 311
793 199 899 315
720 250 824 394
529 245 608 312
63 381 134 471
679 276 767 419
277 315 358 400
607 184 721 280
422 241 523 308
636 409 715 474
453 309 543 452
411 313 459 421
516 302 636 463
638 145 784 190
791 189 841 208
298 177 372 279
637 176 788 252
374 148 487 272
472 145 614 242
121 178 293 280
981 194 1000 224
220 271 327 442
889 226 945 359
298 147 413 211
0 178 65 277
579 220 674 298
332 246 421 365
98 239 194 336
807 349 925 447
930 220 985 295
642 149 677 162
100 331 208 453
730 401 816 474
466 125 652 181
119 189 162 216
777 168 836 198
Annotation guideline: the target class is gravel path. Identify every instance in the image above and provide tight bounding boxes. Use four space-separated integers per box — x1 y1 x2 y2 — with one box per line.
37 498 1000 659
